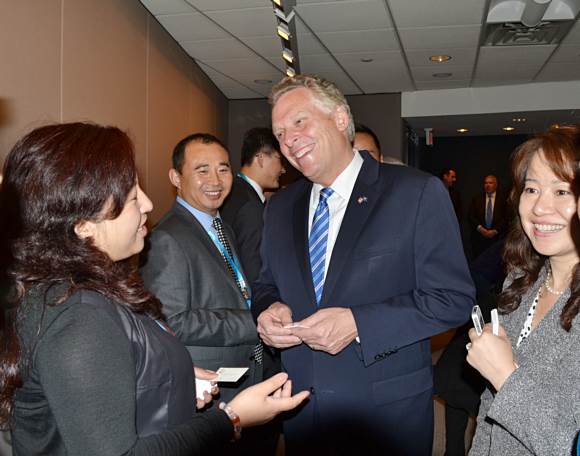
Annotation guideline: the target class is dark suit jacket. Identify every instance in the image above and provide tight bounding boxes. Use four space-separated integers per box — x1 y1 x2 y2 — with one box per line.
220 175 264 285
468 192 508 234
252 153 475 454
140 202 260 401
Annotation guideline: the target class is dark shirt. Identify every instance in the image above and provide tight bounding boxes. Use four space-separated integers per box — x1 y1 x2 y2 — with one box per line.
11 286 231 455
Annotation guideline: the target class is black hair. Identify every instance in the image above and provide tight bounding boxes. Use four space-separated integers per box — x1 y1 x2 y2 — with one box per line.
240 127 280 167
172 133 228 172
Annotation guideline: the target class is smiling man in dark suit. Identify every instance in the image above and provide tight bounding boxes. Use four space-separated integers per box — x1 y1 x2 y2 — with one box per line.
140 133 261 404
253 74 475 455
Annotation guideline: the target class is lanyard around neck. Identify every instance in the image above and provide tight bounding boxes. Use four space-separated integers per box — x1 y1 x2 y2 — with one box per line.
206 228 251 309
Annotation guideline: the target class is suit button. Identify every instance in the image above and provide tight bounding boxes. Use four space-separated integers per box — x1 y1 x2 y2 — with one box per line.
309 387 315 394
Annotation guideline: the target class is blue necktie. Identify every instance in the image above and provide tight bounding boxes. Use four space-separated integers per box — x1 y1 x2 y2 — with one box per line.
485 193 493 229
309 188 334 306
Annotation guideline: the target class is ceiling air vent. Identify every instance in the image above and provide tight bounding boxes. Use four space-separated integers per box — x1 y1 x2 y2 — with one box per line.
484 0 580 46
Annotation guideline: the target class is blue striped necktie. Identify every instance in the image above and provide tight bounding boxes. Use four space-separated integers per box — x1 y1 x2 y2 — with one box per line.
485 193 493 228
309 188 334 306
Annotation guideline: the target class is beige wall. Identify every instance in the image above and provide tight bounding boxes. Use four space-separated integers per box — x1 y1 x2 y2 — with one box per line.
0 0 228 223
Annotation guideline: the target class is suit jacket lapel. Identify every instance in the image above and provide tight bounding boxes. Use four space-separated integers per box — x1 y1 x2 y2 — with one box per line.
293 181 318 307
320 157 383 307
172 202 239 290
238 175 263 206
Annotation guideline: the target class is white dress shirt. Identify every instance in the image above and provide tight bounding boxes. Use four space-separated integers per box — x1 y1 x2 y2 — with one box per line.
239 172 265 203
308 150 364 281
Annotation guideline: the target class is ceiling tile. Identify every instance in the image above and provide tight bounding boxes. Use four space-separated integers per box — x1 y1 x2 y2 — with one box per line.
350 66 414 93
549 45 580 63
185 0 268 11
221 86 266 99
312 71 362 95
317 29 399 53
296 0 392 32
296 32 329 55
474 63 542 81
196 62 244 87
536 62 580 82
242 36 284 57
140 0 195 15
156 13 229 41
265 57 288 72
412 64 473 81
415 79 471 90
399 25 481 50
206 7 277 38
388 0 486 27
471 78 532 87
561 20 580 45
197 56 282 75
296 0 346 3
300 54 344 73
477 45 557 65
406 48 477 67
181 38 256 60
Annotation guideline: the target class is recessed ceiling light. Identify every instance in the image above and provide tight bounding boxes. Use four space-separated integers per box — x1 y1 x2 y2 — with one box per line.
432 72 453 78
512 117 527 122
360 57 374 63
457 128 469 133
502 126 515 132
429 55 452 62
254 79 272 85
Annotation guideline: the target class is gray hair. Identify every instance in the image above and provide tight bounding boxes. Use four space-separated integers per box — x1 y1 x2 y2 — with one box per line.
269 74 355 141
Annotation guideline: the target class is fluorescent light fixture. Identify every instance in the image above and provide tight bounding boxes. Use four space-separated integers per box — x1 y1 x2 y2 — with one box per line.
429 55 452 62
277 23 291 40
286 67 296 77
282 48 294 63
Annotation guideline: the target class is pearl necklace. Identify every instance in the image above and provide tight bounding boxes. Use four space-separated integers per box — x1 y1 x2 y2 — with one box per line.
544 268 565 296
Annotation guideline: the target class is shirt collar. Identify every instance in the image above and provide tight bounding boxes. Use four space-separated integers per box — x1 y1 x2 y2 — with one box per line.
312 150 364 202
238 172 265 203
176 196 218 231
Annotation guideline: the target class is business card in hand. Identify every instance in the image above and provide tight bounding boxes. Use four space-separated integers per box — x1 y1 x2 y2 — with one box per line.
216 367 249 383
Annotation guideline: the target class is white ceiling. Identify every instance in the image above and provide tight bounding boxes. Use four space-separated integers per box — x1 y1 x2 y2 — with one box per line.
140 0 580 135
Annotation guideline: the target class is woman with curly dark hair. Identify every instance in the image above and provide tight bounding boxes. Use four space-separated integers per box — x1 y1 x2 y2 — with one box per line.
0 122 308 455
466 124 580 455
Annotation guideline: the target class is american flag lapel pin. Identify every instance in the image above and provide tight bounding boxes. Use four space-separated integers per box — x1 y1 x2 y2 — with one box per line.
357 196 368 204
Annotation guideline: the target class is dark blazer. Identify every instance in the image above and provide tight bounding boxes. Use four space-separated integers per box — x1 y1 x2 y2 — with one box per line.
468 192 508 234
468 192 508 259
252 153 475 454
220 175 264 284
140 202 260 401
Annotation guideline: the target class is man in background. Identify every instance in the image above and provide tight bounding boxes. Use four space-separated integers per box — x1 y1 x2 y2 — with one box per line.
469 174 507 259
440 167 462 222
221 127 285 284
354 123 405 165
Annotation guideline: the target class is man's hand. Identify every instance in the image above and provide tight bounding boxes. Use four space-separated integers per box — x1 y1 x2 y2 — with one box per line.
479 227 498 239
257 302 302 349
290 307 358 355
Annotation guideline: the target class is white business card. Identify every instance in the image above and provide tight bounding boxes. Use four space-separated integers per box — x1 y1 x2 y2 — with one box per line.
216 367 249 383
